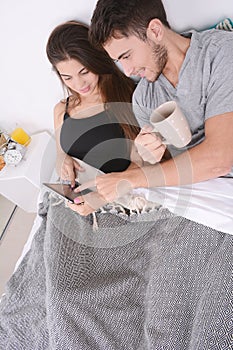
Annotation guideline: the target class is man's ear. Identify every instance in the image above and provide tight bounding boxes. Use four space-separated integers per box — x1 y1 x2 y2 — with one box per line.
146 19 164 42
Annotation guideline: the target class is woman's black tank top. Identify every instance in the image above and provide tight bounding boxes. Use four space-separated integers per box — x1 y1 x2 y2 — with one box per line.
60 98 131 173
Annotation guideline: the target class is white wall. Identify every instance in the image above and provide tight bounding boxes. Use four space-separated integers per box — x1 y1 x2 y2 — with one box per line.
0 0 232 136
0 0 97 135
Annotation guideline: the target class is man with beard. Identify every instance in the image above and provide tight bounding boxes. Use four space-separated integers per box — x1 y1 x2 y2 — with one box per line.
78 0 233 204
72 3 233 348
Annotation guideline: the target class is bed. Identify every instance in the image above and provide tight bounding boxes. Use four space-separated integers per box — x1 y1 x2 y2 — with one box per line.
0 20 233 350
0 168 232 349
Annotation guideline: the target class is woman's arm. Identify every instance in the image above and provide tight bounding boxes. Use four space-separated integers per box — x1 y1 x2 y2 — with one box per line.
53 102 83 187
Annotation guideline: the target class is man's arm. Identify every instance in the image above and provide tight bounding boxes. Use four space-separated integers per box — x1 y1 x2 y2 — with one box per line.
77 111 233 203
136 111 233 183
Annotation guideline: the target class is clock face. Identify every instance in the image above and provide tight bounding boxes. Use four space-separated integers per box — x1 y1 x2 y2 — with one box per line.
4 149 23 165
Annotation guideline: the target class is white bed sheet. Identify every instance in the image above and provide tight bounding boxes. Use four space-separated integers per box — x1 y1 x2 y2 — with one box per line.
133 177 233 235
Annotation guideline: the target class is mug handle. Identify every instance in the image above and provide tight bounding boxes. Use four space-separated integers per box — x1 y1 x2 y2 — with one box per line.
153 130 170 145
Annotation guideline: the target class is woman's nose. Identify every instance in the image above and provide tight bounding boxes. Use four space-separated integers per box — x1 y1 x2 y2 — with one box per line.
121 61 133 77
72 77 85 91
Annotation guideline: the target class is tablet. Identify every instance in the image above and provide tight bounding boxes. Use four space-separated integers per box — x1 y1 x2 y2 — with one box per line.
43 182 92 203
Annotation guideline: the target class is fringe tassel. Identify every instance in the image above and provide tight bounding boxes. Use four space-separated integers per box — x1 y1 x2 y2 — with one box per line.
48 190 161 232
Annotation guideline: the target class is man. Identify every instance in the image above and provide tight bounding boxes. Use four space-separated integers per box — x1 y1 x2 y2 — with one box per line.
69 4 233 348
78 0 233 204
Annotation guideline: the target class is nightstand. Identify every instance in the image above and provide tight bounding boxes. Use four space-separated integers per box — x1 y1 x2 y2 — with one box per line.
0 131 56 212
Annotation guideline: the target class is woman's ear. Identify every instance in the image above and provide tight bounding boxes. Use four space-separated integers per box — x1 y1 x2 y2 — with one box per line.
146 19 164 42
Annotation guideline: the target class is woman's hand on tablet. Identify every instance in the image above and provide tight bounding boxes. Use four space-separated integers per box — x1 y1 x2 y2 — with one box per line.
67 191 107 216
60 155 84 188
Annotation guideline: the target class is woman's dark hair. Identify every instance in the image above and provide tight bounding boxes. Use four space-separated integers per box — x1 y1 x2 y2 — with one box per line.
89 0 170 47
46 20 140 140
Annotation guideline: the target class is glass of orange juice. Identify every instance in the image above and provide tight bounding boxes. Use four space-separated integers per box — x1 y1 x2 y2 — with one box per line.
11 127 31 146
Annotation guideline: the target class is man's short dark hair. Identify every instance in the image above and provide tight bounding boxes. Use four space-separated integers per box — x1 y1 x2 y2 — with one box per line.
89 0 170 47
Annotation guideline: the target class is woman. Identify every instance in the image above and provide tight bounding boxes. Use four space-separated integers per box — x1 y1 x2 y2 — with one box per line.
46 20 140 205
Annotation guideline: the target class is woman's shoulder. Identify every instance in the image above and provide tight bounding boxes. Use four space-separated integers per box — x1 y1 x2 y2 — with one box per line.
54 99 67 113
54 99 67 127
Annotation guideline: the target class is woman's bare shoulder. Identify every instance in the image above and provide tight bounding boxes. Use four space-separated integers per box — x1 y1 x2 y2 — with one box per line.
54 99 66 114
54 100 66 128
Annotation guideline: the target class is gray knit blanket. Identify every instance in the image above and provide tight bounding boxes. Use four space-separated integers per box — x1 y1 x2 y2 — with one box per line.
0 192 232 349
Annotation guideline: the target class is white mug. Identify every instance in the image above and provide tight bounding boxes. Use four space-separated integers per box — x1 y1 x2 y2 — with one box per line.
150 101 192 148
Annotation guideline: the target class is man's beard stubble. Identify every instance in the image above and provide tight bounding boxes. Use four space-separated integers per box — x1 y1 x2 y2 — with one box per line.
149 42 168 82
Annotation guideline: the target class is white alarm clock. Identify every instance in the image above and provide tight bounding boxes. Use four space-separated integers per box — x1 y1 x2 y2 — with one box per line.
3 142 26 166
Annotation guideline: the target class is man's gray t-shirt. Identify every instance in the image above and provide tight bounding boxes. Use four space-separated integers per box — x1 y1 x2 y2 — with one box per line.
133 29 233 175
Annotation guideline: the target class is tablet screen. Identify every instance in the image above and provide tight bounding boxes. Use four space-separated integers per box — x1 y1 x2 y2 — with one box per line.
43 182 92 203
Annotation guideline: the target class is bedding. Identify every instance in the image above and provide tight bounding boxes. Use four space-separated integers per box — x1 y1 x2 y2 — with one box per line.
134 177 233 235
0 190 232 349
1 19 232 349
12 175 233 278
74 158 233 235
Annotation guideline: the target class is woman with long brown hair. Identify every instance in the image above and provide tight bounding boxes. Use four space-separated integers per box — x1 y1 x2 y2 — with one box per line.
46 20 140 195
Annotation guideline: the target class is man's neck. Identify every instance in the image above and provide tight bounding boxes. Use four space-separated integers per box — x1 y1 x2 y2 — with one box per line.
162 30 191 87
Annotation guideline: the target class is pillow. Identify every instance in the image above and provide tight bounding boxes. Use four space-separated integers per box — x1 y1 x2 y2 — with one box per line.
210 18 233 31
